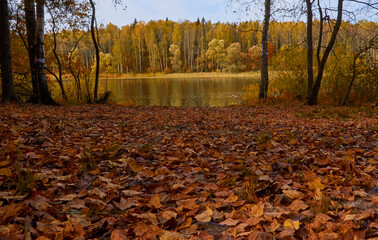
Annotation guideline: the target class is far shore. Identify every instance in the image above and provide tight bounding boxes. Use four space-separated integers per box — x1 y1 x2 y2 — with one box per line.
58 71 273 81
99 71 265 80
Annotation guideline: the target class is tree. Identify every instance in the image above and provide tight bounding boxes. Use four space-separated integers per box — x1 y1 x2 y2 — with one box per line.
305 0 314 97
306 0 377 105
307 0 343 105
169 44 182 72
24 0 56 105
0 0 18 104
89 0 100 102
259 0 271 99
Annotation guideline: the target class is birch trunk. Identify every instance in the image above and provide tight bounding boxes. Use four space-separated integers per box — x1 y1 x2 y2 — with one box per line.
258 0 271 99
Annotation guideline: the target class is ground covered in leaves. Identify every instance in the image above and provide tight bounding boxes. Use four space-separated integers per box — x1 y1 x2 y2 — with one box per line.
0 104 377 239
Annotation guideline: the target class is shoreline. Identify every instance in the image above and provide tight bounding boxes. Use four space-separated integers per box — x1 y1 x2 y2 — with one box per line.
99 72 262 80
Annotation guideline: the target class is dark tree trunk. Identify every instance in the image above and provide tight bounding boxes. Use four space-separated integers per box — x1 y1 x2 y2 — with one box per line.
259 0 271 99
89 0 100 102
306 0 314 98
35 0 56 105
308 0 344 105
24 0 39 102
0 0 18 104
316 0 323 67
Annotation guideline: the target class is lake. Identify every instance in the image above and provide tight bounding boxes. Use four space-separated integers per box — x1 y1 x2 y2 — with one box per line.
100 77 256 107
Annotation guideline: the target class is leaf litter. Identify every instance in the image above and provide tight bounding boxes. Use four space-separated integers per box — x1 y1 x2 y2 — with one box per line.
0 104 377 239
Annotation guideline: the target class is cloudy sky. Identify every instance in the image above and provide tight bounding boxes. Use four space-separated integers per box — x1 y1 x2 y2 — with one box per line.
95 0 243 26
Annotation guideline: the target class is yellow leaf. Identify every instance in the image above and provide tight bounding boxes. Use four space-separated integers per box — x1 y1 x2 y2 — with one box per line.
149 193 162 209
0 168 12 177
283 219 300 230
195 207 213 222
309 177 325 190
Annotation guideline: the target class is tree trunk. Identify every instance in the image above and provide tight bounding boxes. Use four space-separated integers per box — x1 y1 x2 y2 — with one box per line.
308 0 344 105
35 0 56 105
89 0 100 102
24 0 39 102
259 0 271 99
0 0 18 104
306 0 313 98
47 7 67 100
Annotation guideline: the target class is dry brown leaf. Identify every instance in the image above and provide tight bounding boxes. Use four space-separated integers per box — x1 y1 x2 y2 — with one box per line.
160 230 186 240
117 197 141 210
150 193 163 208
0 168 12 177
283 189 304 199
161 210 178 220
110 229 128 240
195 207 213 222
220 218 239 226
289 199 309 211
176 198 199 210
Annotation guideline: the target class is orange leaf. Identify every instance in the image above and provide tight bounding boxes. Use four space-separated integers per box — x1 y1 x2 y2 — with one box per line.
150 193 163 208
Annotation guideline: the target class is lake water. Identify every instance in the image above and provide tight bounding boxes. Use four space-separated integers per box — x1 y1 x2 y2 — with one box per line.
100 77 256 107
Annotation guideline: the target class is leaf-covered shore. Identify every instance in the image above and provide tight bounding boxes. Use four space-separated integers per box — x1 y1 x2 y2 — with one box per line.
0 104 377 239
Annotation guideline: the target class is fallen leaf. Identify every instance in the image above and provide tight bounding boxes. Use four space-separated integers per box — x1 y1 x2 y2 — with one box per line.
150 193 163 208
220 218 239 226
195 207 213 222
116 197 141 210
56 194 77 201
160 230 186 240
289 199 309 211
283 189 304 199
0 168 12 177
110 229 128 240
125 158 143 173
308 177 325 190
283 219 300 230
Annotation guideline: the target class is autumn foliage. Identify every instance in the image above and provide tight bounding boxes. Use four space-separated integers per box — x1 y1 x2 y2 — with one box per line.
0 104 377 239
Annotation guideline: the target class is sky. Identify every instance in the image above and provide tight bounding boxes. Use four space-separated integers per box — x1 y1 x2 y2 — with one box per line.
95 0 243 26
95 0 377 27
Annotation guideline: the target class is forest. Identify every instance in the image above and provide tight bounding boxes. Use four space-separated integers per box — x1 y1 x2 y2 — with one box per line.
1 0 377 105
0 0 377 239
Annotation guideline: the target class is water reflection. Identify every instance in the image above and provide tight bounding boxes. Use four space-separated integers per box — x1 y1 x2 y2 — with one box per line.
101 77 255 107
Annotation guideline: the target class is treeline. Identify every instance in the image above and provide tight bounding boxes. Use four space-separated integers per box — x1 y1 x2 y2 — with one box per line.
38 19 375 74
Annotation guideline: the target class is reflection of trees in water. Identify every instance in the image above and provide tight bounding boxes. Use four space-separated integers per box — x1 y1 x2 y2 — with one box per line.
101 77 254 107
